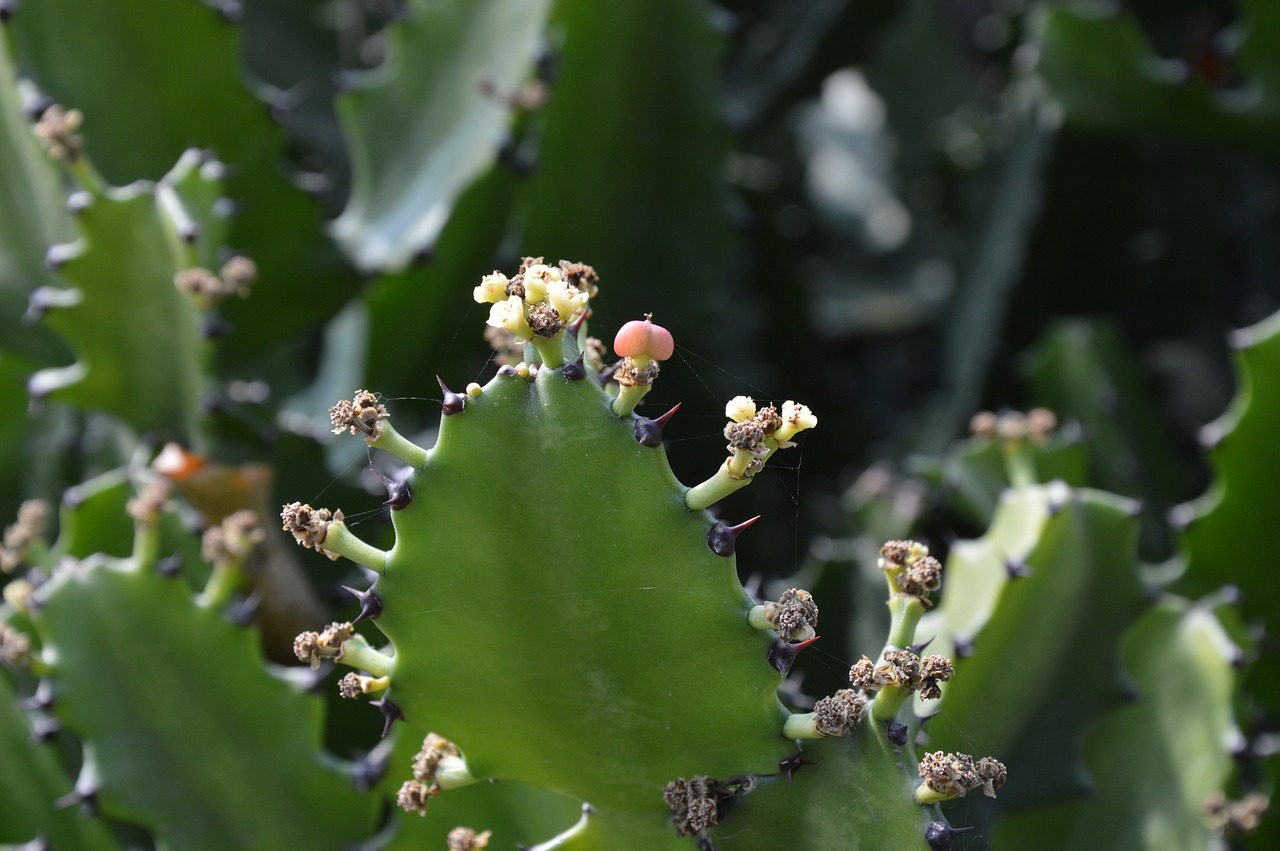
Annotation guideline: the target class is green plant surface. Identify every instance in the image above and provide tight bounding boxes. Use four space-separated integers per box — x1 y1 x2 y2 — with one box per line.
1036 1 1280 150
921 485 1147 813
0 671 119 849
374 371 791 816
32 554 380 850
515 0 735 330
330 0 554 272
26 153 211 443
0 32 72 364
994 599 1239 850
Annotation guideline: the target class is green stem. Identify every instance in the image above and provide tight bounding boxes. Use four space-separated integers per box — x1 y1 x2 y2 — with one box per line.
610 382 651 417
530 336 565 369
69 157 106 197
782 712 823 740
369 421 428 469
338 633 393 678
870 684 911 722
1003 441 1037 490
196 562 243 609
323 521 389 574
132 523 160 571
885 594 924 650
684 462 752 511
914 783 955 805
746 605 772 631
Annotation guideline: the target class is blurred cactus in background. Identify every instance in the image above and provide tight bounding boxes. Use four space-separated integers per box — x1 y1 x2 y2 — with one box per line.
2 1 1278 848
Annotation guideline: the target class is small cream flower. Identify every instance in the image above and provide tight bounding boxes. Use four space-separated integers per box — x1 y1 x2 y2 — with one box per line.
546 280 589 321
521 264 560 304
473 272 509 304
487 295 533 339
776 401 817 442
725 396 756 423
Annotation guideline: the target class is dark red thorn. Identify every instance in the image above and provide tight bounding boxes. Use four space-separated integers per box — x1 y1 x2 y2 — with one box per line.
229 591 262 627
562 355 587 381
568 308 590 335
953 634 973 659
343 585 384 624
156 554 183 578
925 821 973 851
373 469 411 510
437 376 466 415
779 753 815 781
886 719 908 746
909 636 935 656
370 696 403 738
633 402 681 447
768 635 820 676
55 777 99 816
1005 558 1031 579
706 513 760 556
22 680 55 712
30 716 60 743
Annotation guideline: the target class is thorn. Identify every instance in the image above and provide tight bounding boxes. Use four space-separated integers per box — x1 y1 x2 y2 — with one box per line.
779 752 815 780
343 585 384 624
925 821 974 851
1046 498 1064 516
219 1 243 23
437 376 466 415
410 243 436 267
201 317 235 340
66 191 92 214
22 680 55 712
352 747 389 792
55 779 99 816
29 716 60 743
370 696 403 738
953 634 973 659
562 355 586 381
633 402 681 448
909 636 935 655
228 591 261 627
1228 327 1254 350
1167 502 1196 531
768 635 820 676
372 469 411 510
497 364 517 378
568 309 589 335
0 1 13 23
1005 559 1031 579
706 513 759 557
886 719 908 746
156 554 183 578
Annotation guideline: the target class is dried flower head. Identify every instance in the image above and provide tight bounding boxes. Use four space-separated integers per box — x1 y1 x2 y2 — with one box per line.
762 588 819 642
446 827 492 851
812 689 868 737
34 104 84 162
281 502 334 552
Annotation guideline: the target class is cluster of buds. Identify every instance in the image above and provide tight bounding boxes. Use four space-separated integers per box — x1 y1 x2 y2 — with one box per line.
397 733 474 816
34 103 84 162
0 623 32 667
473 258 597 368
1 499 49 573
127 479 172 528
685 396 817 510
969 407 1057 444
200 510 264 569
916 751 1007 803
292 621 355 669
280 502 338 557
878 539 942 602
173 256 258 308
1204 791 1269 838
663 775 753 840
849 649 954 701
446 827 492 850
750 588 818 643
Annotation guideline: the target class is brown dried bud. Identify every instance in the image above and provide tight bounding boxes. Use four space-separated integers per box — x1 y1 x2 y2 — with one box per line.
614 357 661 387
969 411 998 438
974 756 1007 798
1204 791 1269 837
0 623 32 666
812 689 868 737
558 260 599 297
396 779 437 816
918 655 955 700
219 256 258 295
34 104 85 162
763 588 818 642
280 502 335 553
127 479 172 526
527 301 562 338
447 826 492 851
848 656 882 691
724 420 766 452
201 509 264 567
412 733 461 785
2 499 49 572
898 556 943 597
663 776 743 838
879 539 927 570
883 648 922 685
329 390 387 439
338 672 363 699
293 622 353 669
1026 407 1058 442
919 751 978 798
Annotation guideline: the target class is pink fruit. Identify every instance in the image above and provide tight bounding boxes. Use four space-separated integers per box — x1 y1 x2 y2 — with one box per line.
614 316 674 361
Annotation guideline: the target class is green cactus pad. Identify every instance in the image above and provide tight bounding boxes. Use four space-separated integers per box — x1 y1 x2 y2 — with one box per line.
371 370 791 821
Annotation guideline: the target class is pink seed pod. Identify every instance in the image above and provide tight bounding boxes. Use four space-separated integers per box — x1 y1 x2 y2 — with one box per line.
614 316 674 361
